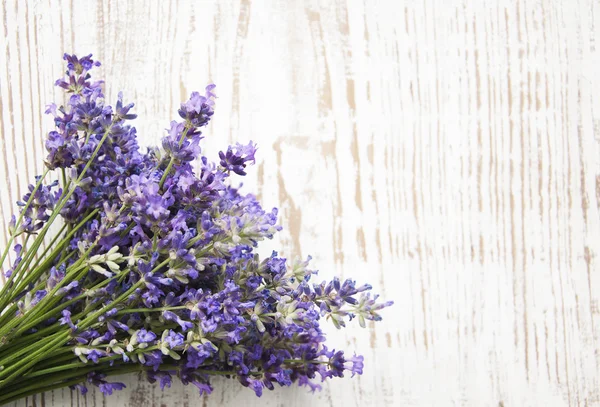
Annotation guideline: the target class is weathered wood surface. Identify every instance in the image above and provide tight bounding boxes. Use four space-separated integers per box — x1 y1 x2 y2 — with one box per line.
0 0 599 405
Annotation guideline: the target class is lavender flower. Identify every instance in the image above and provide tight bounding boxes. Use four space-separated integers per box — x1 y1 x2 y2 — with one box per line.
137 329 157 343
178 85 216 131
0 53 392 404
219 141 257 176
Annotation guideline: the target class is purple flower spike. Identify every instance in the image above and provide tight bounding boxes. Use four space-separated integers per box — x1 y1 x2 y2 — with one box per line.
1 53 392 402
218 141 257 176
178 85 216 133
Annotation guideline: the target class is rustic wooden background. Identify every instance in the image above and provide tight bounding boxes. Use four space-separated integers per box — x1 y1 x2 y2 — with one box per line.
1 0 599 406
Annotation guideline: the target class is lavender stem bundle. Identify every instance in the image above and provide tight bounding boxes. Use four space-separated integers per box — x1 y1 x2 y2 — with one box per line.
0 54 392 403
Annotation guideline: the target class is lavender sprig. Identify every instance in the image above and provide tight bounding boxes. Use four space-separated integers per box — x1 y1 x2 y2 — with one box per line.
0 53 393 402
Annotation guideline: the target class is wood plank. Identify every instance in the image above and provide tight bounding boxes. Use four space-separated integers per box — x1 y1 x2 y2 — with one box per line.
0 0 598 405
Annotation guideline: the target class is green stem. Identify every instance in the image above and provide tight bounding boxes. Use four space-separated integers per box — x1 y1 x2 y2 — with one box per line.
0 262 88 341
0 168 50 290
26 223 68 272
283 359 328 365
158 126 190 188
0 330 63 367
28 357 118 378
11 208 99 299
61 168 67 190
115 305 188 316
5 129 111 301
0 377 84 405
0 278 47 334
0 330 69 383
0 209 99 322
0 253 169 387
0 362 146 404
8 263 131 340
13 264 88 334
0 362 108 403
18 347 75 370
78 281 144 331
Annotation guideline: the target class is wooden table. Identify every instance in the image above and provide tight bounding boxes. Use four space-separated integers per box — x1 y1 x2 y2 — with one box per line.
0 1 598 406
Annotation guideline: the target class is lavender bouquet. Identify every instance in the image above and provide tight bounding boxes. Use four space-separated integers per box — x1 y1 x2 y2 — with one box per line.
0 54 392 404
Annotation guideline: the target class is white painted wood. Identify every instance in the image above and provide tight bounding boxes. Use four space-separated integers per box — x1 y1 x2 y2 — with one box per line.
0 0 599 405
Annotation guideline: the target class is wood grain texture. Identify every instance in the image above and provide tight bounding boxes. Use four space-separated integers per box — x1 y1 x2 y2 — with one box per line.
0 0 599 405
